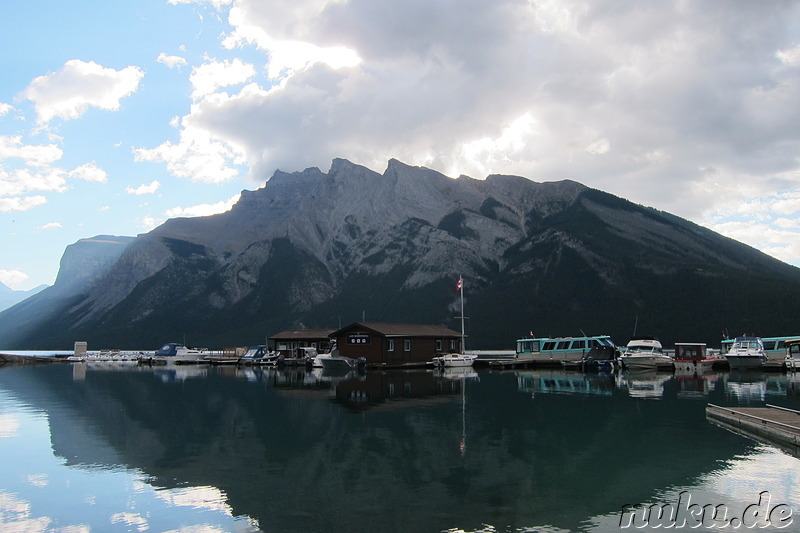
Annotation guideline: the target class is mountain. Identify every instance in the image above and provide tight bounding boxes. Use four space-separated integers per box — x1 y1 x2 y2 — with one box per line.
0 235 134 348
0 283 47 313
2 158 800 351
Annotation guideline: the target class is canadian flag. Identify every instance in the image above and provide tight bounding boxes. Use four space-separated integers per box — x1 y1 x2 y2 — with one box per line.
456 276 463 292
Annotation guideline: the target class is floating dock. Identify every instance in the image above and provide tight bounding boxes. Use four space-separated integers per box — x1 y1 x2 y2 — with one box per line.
706 404 800 458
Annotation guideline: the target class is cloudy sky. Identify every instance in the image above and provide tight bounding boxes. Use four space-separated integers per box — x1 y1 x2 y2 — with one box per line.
2 0 800 291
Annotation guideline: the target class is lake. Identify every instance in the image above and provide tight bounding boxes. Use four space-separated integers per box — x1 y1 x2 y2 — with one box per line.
0 363 798 532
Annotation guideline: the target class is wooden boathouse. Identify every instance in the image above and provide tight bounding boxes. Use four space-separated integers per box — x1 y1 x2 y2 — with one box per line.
330 322 463 367
269 329 336 359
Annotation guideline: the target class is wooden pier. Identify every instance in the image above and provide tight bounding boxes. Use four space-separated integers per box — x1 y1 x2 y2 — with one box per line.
706 404 800 458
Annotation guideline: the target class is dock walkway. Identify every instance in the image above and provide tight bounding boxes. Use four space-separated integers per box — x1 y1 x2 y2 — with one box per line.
706 404 800 457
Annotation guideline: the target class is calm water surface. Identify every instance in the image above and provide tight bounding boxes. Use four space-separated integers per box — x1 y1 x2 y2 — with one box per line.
0 363 798 532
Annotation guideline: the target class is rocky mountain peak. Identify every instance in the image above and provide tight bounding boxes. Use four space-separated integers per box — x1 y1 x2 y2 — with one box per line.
3 158 800 351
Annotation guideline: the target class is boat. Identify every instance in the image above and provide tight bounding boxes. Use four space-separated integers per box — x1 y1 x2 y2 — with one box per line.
239 345 283 366
563 343 618 372
723 336 766 370
723 335 800 369
673 342 716 374
621 370 672 399
317 341 366 372
785 338 800 372
145 343 209 365
432 275 477 368
516 335 618 365
204 353 241 365
618 336 673 371
67 350 141 363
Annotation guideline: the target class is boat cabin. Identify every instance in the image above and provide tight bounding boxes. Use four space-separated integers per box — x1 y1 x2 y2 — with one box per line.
674 343 707 362
330 322 463 366
515 335 616 357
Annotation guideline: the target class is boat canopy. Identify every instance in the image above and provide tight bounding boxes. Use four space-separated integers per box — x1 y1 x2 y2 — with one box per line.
516 335 615 355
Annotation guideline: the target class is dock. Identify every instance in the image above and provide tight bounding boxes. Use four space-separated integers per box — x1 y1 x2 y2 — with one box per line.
484 355 548 369
706 404 800 458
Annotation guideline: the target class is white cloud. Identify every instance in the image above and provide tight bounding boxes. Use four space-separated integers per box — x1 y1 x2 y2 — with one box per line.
0 135 63 167
125 180 161 195
25 474 48 488
165 193 241 218
111 513 148 530
776 44 800 66
138 215 161 230
189 58 256 99
36 222 63 231
0 167 67 197
131 0 800 265
0 195 47 213
22 59 144 124
162 0 797 217
157 53 187 69
0 103 13 116
168 0 232 9
133 109 248 183
154 485 232 514
223 3 361 79
771 194 800 216
0 270 29 290
69 162 107 183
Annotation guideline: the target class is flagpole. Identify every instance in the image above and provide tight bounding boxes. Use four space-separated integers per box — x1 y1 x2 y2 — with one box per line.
460 275 465 353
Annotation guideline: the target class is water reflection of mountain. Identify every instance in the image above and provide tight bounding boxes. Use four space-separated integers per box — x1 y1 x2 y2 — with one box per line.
0 364 786 533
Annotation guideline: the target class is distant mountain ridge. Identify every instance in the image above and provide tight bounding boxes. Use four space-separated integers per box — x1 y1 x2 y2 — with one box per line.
0 282 47 313
2 158 800 350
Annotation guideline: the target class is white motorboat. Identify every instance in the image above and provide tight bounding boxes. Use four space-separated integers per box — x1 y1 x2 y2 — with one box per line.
239 345 282 366
432 352 478 367
785 338 800 372
318 342 365 372
619 337 673 370
723 336 766 370
146 343 208 365
433 275 476 368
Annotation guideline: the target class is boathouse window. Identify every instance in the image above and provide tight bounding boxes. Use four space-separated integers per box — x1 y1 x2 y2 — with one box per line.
436 339 442 351
388 339 395 351
450 339 457 350
404 339 411 351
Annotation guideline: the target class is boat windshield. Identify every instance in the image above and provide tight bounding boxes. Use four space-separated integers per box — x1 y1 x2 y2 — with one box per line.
626 345 662 354
732 339 763 351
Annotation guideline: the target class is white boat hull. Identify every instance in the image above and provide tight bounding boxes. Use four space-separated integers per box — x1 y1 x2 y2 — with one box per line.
725 355 764 370
433 353 477 368
320 355 358 371
620 355 674 370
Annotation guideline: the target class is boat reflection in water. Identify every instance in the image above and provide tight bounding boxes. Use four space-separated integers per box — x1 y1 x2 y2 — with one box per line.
1 364 800 533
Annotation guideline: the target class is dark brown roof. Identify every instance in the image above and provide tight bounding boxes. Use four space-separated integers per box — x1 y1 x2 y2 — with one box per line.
269 329 336 340
332 322 462 338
